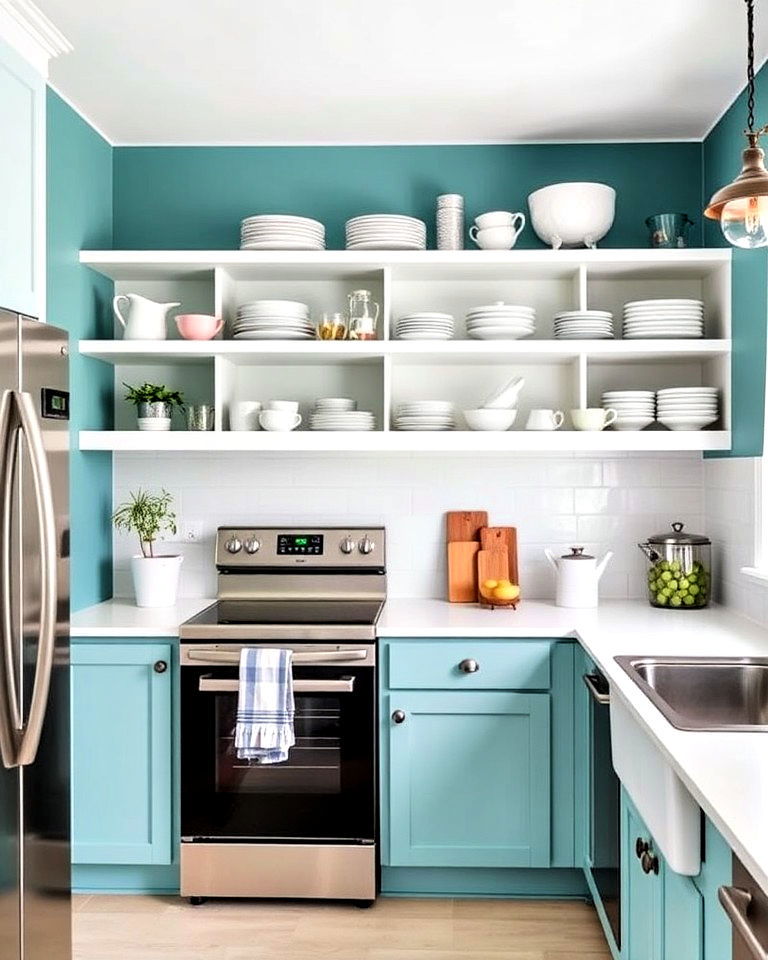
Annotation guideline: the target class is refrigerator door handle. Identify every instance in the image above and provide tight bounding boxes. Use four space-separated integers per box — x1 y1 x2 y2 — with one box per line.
13 390 58 767
0 388 19 768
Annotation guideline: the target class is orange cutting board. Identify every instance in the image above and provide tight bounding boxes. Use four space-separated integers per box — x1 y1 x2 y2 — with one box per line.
480 526 519 585
447 541 480 602
446 511 488 543
477 549 510 599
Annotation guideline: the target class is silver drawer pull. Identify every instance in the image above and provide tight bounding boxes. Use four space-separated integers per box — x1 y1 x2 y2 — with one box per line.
583 673 611 705
719 886 768 960
459 659 479 674
198 677 355 694
187 649 367 664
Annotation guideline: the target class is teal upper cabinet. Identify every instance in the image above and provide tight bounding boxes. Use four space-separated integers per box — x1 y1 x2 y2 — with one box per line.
386 690 551 868
71 642 172 866
0 36 45 316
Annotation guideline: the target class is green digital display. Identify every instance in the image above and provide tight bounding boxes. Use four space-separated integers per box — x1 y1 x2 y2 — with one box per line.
295 537 308 545
277 534 324 555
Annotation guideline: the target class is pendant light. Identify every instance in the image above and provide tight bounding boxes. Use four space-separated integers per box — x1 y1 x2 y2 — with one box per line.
704 0 768 248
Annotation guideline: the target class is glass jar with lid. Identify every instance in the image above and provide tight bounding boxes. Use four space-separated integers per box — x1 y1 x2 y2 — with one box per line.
638 522 711 609
347 289 379 341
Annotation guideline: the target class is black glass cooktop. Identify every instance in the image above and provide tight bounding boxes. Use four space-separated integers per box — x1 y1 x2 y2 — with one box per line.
184 600 384 628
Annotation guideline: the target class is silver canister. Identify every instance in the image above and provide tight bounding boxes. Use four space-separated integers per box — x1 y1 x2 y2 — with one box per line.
638 521 711 609
437 194 464 250
186 404 215 431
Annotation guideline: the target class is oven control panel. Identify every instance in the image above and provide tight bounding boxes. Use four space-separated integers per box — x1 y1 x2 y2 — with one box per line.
216 527 385 568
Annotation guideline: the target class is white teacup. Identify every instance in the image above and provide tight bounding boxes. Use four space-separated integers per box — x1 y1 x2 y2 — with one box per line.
475 210 525 230
571 408 618 431
259 410 302 432
526 409 564 431
230 400 262 431
266 399 299 413
470 216 526 250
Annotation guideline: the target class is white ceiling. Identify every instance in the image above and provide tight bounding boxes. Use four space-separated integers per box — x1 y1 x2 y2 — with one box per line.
40 0 768 145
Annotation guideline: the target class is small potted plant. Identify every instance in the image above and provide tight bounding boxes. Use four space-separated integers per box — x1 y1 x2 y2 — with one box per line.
113 489 183 607
124 381 185 431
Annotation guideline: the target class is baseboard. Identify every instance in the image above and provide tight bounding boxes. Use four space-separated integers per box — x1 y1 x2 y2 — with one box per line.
381 867 590 898
73 863 180 894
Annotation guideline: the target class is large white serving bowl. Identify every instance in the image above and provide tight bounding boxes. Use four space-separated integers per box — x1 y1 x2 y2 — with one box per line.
527 182 616 249
463 408 517 431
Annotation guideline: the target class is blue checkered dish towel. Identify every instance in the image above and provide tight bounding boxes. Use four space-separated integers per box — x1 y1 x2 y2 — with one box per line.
235 648 295 764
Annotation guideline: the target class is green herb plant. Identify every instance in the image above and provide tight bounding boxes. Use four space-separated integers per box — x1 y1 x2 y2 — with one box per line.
123 382 185 410
113 489 177 558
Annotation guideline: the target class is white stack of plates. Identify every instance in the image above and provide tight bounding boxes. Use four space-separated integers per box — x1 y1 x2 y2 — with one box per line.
231 300 314 340
240 215 325 250
622 299 704 339
656 387 719 431
393 401 456 431
601 390 656 431
465 303 536 340
395 313 454 340
554 310 614 340
345 215 426 250
310 397 375 431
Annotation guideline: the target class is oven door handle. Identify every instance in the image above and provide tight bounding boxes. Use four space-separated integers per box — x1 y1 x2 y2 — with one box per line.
198 676 356 694
583 673 611 705
186 649 368 665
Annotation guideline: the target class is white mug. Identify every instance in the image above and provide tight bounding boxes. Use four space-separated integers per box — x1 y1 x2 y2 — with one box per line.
259 410 302 432
266 400 299 414
470 214 525 249
475 210 524 230
571 408 618 431
526 409 564 431
230 401 262 431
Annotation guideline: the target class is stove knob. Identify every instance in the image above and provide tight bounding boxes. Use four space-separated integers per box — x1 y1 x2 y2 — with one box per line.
225 537 242 554
358 536 375 555
244 537 261 554
339 536 355 555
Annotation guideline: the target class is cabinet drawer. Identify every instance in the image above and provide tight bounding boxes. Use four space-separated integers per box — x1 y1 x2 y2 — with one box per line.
387 639 551 690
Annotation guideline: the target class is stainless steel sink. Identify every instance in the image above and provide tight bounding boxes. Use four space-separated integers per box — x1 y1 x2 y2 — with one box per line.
615 656 768 731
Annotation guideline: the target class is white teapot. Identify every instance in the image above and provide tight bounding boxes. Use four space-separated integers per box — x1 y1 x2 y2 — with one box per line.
544 546 613 608
113 294 180 340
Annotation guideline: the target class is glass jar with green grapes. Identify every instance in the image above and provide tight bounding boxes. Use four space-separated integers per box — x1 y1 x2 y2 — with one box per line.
638 522 711 609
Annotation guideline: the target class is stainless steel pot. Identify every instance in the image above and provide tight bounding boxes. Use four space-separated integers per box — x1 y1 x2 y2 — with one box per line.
638 522 711 609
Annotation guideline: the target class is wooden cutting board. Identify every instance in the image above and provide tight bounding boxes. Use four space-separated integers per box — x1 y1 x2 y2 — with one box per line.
477 549 510 597
480 526 519 585
447 541 480 602
446 511 488 543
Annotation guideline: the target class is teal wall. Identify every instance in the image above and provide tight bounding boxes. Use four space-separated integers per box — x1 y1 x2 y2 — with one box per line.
703 64 768 458
112 143 703 250
46 90 114 610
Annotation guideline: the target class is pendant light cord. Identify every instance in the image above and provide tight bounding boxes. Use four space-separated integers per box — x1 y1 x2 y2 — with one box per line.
747 0 756 132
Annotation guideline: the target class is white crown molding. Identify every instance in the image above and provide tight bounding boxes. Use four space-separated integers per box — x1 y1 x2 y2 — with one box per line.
0 0 71 75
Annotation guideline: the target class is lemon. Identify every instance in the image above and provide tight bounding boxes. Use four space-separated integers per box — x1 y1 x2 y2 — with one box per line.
482 579 498 590
497 578 512 587
493 584 521 601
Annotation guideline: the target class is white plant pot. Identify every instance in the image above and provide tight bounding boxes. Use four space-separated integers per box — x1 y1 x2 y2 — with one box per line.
130 555 183 608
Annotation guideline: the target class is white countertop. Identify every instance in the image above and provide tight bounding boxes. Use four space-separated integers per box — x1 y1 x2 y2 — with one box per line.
71 595 768 892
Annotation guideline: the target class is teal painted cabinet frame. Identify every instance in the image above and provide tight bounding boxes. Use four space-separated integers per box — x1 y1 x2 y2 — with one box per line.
71 642 172 866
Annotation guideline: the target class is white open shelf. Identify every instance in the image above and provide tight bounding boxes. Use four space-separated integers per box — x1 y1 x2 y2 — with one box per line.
79 248 732 454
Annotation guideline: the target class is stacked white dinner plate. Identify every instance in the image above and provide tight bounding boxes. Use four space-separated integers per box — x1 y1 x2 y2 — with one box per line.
310 398 375 431
240 215 325 250
622 299 704 339
395 313 455 340
554 310 614 339
601 390 656 431
345 215 426 250
231 300 314 340
393 400 456 431
465 302 536 340
656 387 719 431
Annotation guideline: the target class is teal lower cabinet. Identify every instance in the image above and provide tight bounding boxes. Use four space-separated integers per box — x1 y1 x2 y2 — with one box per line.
71 641 174 881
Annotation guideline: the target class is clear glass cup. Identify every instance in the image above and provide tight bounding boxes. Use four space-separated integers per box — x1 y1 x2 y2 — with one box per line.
316 312 348 340
347 289 379 341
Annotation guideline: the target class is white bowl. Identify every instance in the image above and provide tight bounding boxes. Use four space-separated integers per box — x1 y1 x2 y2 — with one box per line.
527 182 616 249
463 408 518 431
611 416 655 432
658 415 718 431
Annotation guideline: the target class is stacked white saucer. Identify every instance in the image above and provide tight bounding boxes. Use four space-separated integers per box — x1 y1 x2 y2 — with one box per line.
622 299 704 339
395 313 455 340
656 387 719 431
232 300 314 340
601 390 656 431
393 401 456 431
465 302 536 340
310 398 376 431
554 310 614 339
345 215 426 250
240 215 325 250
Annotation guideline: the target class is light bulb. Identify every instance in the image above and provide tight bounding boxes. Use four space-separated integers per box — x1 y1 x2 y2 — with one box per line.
720 194 768 248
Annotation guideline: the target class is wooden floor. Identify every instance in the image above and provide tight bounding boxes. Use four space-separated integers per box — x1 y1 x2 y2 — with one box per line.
73 894 612 960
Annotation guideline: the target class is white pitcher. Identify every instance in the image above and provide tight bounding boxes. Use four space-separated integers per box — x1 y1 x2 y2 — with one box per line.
113 294 180 340
544 546 613 608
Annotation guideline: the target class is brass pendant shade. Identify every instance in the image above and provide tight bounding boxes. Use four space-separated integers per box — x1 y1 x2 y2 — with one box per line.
704 134 768 220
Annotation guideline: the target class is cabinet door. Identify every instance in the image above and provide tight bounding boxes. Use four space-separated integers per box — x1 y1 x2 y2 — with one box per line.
0 36 44 316
622 790 663 960
71 643 172 865
387 691 550 868
663 866 703 960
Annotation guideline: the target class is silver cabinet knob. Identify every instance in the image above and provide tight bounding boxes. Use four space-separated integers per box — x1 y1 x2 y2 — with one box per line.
358 536 375 555
459 659 479 673
391 710 406 724
340 536 355 555
225 537 242 554
244 537 261 554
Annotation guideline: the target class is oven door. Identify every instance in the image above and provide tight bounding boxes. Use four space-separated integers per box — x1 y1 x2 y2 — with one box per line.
180 651 375 844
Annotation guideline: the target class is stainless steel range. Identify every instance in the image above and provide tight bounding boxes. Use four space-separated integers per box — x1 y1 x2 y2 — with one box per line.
179 526 385 905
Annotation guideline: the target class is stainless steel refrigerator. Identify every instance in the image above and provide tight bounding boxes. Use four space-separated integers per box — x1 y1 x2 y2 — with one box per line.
0 309 70 960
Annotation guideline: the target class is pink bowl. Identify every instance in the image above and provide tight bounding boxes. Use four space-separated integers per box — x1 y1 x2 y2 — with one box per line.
176 314 223 341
